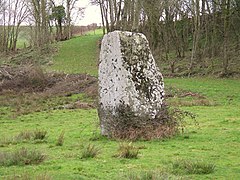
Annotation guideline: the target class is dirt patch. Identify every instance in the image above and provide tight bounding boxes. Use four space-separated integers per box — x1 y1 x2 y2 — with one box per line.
44 74 98 98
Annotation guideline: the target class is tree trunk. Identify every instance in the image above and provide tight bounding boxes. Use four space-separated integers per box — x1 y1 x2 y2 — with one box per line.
99 0 106 34
66 0 71 39
189 0 200 75
222 0 231 74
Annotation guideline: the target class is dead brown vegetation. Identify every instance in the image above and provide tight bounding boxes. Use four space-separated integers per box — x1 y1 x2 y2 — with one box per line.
0 65 97 96
0 65 98 117
107 105 196 141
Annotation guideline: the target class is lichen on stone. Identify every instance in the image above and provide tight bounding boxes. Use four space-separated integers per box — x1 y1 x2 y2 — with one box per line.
119 31 164 114
98 31 165 137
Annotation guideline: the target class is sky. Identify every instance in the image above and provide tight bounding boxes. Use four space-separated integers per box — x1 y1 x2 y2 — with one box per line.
0 0 101 26
54 0 102 26
76 0 102 26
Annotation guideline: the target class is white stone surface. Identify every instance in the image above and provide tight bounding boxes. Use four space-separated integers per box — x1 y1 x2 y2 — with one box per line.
98 31 164 135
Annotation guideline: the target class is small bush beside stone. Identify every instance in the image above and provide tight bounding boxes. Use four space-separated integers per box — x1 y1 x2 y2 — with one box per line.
105 104 195 141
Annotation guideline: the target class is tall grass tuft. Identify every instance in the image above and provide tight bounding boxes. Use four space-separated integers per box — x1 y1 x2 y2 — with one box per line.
114 142 139 159
15 130 33 142
0 136 16 146
81 144 100 159
33 129 47 140
56 131 65 146
0 147 46 166
0 130 48 146
172 159 215 175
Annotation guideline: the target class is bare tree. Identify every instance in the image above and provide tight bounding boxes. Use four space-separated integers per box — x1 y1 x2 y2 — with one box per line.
0 0 29 53
91 0 125 33
65 0 81 39
27 0 52 48
188 0 201 75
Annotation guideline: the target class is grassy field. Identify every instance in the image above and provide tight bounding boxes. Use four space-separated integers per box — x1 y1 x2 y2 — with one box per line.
48 29 102 76
0 30 240 179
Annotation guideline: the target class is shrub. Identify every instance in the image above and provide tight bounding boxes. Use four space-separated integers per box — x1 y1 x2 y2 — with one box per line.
114 142 139 159
27 65 47 88
81 144 100 159
108 104 196 140
56 131 65 146
172 159 215 175
0 147 45 166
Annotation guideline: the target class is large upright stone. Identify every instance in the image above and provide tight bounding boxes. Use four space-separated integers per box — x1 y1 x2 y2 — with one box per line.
98 31 164 136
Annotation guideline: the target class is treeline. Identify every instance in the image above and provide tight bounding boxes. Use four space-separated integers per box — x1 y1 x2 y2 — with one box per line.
72 24 98 35
93 0 240 75
0 0 84 53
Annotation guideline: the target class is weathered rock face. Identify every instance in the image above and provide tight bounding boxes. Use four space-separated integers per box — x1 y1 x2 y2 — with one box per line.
98 31 164 136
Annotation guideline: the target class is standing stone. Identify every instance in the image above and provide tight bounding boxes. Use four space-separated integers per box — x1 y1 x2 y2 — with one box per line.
98 31 164 136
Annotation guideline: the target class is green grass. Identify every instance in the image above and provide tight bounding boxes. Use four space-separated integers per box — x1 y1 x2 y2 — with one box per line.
16 38 28 49
1 31 240 179
16 26 31 49
49 29 102 76
172 159 215 175
165 78 240 106
1 93 240 179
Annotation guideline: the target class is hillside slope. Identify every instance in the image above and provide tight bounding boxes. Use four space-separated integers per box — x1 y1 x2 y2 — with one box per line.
50 30 102 76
